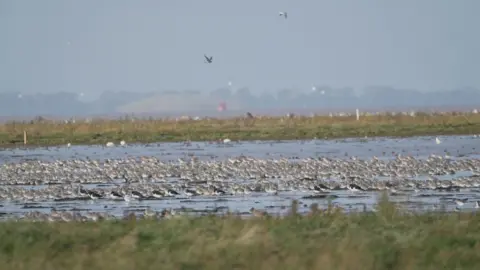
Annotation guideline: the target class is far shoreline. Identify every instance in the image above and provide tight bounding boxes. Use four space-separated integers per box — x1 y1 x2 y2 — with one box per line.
0 113 479 148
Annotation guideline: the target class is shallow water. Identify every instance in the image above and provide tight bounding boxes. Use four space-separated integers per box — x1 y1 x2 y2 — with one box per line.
1 187 478 220
1 135 479 164
1 135 480 220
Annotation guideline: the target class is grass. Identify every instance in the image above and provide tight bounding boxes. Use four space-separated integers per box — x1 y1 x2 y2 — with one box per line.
1 195 480 269
1 112 480 147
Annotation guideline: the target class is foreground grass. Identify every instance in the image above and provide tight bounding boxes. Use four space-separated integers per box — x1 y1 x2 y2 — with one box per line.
1 112 480 146
1 199 480 269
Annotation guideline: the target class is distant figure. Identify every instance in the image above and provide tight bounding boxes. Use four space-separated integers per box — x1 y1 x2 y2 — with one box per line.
218 101 227 112
279 12 288 19
204 54 213 63
244 112 255 127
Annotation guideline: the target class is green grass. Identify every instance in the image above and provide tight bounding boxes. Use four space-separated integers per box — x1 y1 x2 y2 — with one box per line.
1 196 480 269
1 112 480 146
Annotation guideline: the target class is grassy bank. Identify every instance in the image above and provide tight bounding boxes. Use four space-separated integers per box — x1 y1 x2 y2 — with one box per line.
1 198 480 269
1 112 480 147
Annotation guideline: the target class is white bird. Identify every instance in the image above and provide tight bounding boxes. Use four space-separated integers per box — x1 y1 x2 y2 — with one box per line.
223 138 231 144
279 11 287 19
120 140 126 146
106 142 115 147
435 137 441 144
454 198 468 207
67 143 71 148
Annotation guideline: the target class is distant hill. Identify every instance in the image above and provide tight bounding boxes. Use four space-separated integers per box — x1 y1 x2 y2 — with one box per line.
117 93 243 114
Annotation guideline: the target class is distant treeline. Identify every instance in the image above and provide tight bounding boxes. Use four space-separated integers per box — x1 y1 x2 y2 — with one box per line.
0 86 478 118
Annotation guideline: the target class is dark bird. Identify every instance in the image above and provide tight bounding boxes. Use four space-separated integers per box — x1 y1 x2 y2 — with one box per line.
204 54 213 63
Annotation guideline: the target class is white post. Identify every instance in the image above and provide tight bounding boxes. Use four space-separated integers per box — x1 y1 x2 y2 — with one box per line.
356 109 360 121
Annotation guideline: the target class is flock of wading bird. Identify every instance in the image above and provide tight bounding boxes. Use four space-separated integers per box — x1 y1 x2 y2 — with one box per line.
1 149 480 221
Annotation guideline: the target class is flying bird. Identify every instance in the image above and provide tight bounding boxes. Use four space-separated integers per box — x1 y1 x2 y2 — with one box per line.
279 12 287 19
204 54 213 63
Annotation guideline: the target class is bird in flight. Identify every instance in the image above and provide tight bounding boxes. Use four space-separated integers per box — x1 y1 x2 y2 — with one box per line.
279 12 287 19
204 54 213 63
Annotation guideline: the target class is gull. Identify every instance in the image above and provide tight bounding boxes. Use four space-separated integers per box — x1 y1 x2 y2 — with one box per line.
120 140 126 146
279 12 288 19
435 137 441 144
106 142 115 147
454 198 468 206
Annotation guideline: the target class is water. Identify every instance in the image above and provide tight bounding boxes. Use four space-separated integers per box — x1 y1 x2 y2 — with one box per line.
2 187 477 219
1 135 480 220
1 135 479 164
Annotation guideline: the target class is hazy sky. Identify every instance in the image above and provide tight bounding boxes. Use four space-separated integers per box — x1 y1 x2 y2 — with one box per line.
1 0 479 96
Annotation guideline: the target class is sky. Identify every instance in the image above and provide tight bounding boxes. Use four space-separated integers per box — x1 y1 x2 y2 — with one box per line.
1 0 479 97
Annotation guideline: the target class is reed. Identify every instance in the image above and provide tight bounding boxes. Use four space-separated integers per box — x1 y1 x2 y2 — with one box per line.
1 112 480 146
1 195 480 269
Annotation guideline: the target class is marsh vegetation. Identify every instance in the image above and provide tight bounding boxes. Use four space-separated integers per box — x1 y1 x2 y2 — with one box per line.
1 112 480 146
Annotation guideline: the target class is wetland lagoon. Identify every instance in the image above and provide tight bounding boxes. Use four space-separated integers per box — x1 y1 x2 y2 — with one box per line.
2 134 480 269
1 135 480 220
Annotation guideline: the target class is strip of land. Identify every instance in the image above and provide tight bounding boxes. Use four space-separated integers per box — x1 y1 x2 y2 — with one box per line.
1 112 480 147
0 198 479 270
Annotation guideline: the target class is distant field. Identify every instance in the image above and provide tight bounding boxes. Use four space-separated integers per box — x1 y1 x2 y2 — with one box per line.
1 197 480 270
1 111 480 146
